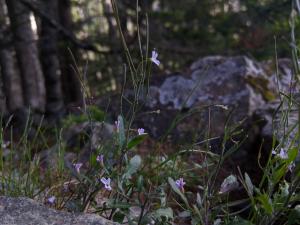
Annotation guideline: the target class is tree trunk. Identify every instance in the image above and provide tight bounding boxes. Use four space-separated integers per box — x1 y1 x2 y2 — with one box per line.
39 0 64 117
5 0 45 112
58 0 83 107
0 62 7 115
0 0 23 113
103 0 117 41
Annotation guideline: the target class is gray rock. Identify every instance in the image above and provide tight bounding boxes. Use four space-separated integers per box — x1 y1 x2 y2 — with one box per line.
95 55 299 180
98 56 299 146
98 56 292 143
257 58 300 152
158 75 196 109
63 122 114 152
138 56 274 140
39 122 115 169
0 196 119 225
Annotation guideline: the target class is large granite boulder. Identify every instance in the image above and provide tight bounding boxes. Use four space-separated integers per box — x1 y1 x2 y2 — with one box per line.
96 55 299 180
98 56 298 145
133 56 276 141
135 56 299 146
0 196 119 225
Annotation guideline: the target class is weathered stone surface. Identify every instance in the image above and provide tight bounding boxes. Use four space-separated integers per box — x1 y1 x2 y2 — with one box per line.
95 55 300 181
39 122 115 169
0 196 119 225
96 56 300 147
157 56 269 110
131 56 274 141
62 121 114 155
96 56 298 146
257 58 299 150
142 56 300 177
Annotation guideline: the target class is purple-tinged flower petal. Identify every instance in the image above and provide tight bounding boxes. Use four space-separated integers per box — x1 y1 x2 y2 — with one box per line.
96 154 104 163
100 177 112 191
73 163 83 173
288 162 295 172
175 178 186 190
151 50 160 66
137 128 145 135
47 196 56 204
279 148 288 159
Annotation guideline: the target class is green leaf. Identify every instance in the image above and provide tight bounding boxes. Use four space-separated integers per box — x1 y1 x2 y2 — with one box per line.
88 105 105 122
192 204 203 224
257 193 273 215
118 115 126 148
287 147 298 163
219 174 239 194
153 207 174 221
196 192 202 207
245 173 254 196
122 155 142 180
279 181 290 198
118 179 125 194
273 164 287 184
288 205 300 225
168 177 190 208
137 175 143 192
226 217 253 225
127 134 147 150
213 219 222 225
112 211 126 223
107 200 131 209
191 217 202 225
178 210 191 218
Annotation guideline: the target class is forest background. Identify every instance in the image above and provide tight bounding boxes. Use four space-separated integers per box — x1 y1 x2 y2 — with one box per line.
0 0 292 120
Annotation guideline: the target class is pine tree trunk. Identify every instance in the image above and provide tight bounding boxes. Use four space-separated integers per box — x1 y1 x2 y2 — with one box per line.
58 0 83 107
0 0 23 113
0 68 6 115
39 0 64 117
5 0 45 112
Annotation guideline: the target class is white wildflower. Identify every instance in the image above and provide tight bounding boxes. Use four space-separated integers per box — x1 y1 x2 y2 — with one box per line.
137 128 145 135
100 177 112 191
150 50 160 66
47 196 56 204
